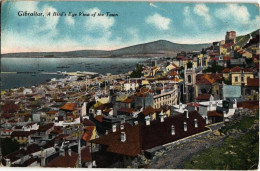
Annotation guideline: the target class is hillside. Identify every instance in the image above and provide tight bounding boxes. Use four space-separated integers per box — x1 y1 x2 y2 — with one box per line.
2 40 209 58
235 29 259 47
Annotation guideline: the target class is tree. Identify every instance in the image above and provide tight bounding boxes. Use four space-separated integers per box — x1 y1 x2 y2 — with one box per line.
130 64 143 78
203 62 225 73
1 138 20 156
201 48 207 55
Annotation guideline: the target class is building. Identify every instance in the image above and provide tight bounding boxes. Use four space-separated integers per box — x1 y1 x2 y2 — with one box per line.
153 84 178 109
225 31 236 44
89 111 207 168
222 66 254 86
242 78 259 101
195 74 222 101
45 150 79 168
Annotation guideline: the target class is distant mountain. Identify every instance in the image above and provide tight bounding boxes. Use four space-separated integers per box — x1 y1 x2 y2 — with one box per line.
2 40 210 58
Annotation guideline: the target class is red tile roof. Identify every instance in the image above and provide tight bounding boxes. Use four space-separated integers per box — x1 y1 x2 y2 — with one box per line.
247 78 259 87
123 97 134 103
82 126 95 142
222 68 230 73
0 113 13 119
38 123 54 132
141 105 155 116
81 146 92 163
187 102 200 107
60 103 76 111
117 108 134 114
94 115 103 123
82 119 95 126
90 111 207 156
207 111 223 117
90 123 142 157
223 56 232 61
168 71 179 76
237 101 259 109
230 66 241 72
45 151 78 167
196 94 211 100
2 144 41 164
196 74 222 85
11 130 35 137
1 103 19 113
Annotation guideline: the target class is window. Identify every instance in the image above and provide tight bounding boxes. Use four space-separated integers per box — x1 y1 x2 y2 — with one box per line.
188 75 192 83
241 77 244 82
235 77 238 82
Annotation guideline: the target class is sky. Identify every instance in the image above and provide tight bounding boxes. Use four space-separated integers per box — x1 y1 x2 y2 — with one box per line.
1 1 259 53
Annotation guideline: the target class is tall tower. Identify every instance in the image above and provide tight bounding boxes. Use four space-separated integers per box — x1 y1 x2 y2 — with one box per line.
184 66 196 103
225 31 236 44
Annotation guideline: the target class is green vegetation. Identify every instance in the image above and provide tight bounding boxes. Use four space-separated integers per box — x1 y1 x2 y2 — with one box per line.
251 29 259 37
203 61 225 73
236 34 250 47
1 138 20 156
130 64 143 78
219 113 258 134
184 130 258 170
245 58 254 65
184 112 259 170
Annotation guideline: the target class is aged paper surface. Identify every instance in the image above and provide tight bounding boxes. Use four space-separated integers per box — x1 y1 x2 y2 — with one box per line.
1 0 259 170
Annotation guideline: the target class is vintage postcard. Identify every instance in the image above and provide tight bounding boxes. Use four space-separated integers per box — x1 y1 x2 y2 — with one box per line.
0 0 259 169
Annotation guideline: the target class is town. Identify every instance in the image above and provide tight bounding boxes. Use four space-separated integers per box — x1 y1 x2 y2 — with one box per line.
0 30 259 169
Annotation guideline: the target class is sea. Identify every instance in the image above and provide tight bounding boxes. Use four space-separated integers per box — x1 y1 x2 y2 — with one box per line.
1 58 146 90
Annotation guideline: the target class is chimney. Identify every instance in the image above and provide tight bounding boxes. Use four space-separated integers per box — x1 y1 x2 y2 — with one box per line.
171 125 175 135
121 132 126 142
41 150 46 166
223 111 226 117
233 99 237 109
179 103 183 110
159 112 164 122
5 159 11 167
68 148 72 156
205 116 209 124
145 116 150 126
184 109 189 118
60 149 65 156
92 160 97 167
184 122 187 131
194 119 198 128
112 125 116 132
120 124 124 130
121 117 126 124
209 101 212 111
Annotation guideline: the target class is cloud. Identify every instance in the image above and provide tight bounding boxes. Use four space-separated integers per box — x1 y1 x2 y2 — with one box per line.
1 29 81 53
146 13 171 30
194 4 211 23
13 1 39 12
41 5 59 31
215 4 249 25
65 16 75 26
214 4 259 34
85 8 115 31
183 6 193 25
